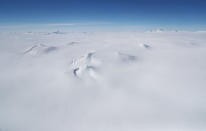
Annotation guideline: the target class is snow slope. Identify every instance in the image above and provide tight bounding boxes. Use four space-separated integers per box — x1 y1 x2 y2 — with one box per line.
0 31 206 131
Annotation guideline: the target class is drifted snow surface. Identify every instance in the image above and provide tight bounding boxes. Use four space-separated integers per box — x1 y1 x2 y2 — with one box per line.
0 31 206 131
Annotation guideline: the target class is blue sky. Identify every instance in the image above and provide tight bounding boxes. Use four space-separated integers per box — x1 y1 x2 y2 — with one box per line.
0 0 206 30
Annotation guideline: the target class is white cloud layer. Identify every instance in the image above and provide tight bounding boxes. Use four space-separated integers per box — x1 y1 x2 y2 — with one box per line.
0 31 206 131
